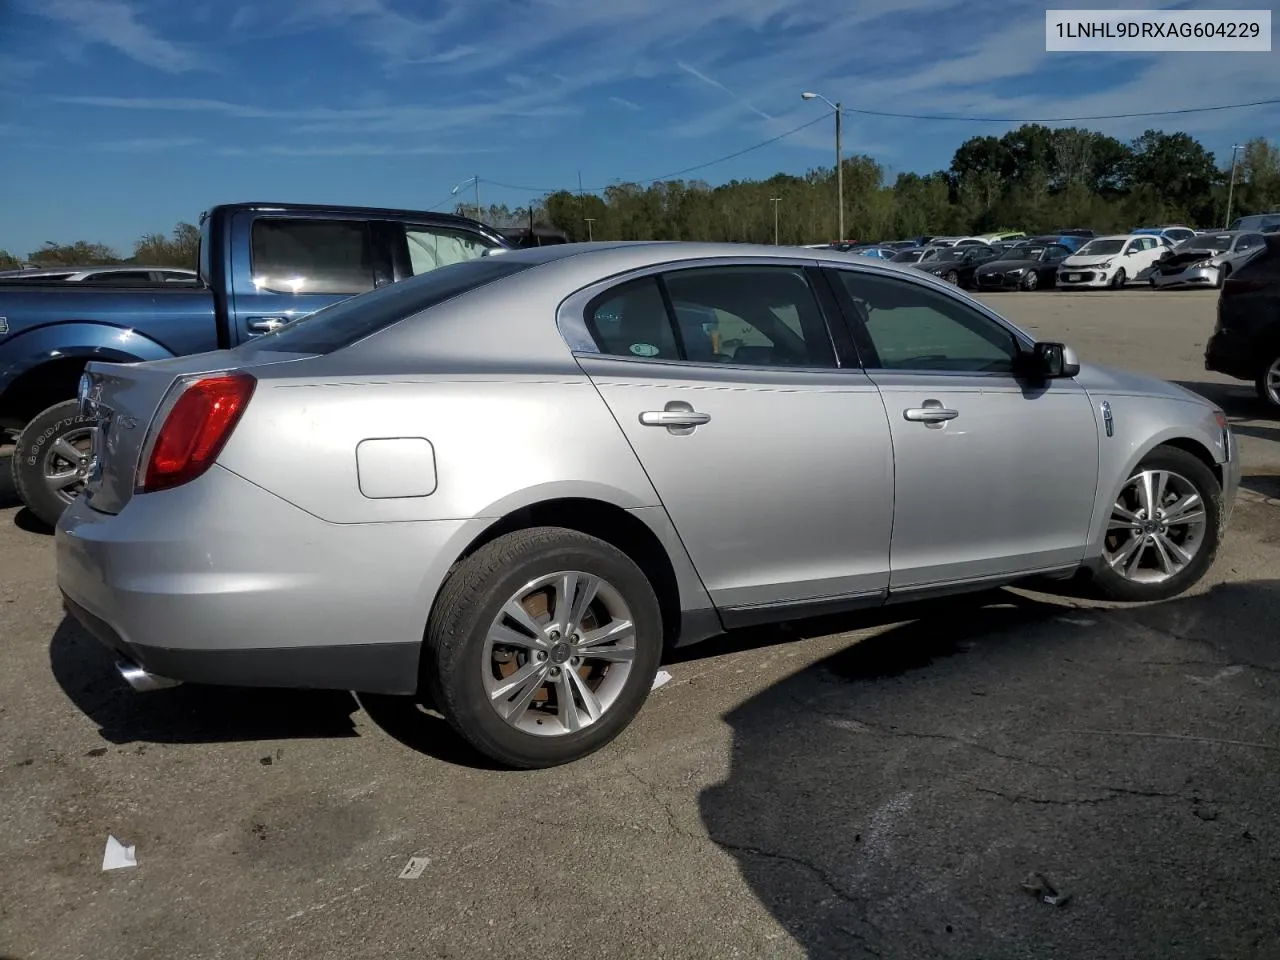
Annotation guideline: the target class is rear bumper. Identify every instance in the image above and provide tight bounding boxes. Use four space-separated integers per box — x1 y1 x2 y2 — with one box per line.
1204 330 1257 381
55 464 489 695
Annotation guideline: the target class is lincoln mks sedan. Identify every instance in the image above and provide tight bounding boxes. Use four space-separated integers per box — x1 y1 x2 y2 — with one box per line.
56 242 1238 768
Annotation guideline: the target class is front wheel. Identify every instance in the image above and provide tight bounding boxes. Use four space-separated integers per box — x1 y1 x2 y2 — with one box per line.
943 270 959 285
424 527 663 769
1020 271 1039 291
1110 267 1127 289
11 399 101 529
1256 354 1280 411
1092 446 1223 603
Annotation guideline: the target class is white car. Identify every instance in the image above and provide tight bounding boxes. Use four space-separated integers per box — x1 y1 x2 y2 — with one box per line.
1057 234 1168 290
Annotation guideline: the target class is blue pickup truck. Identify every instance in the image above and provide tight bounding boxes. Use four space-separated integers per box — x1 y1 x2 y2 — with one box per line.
1 201 510 526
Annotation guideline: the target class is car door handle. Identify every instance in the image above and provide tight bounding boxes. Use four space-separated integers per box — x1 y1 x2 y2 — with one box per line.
904 404 959 423
639 410 711 427
246 316 288 333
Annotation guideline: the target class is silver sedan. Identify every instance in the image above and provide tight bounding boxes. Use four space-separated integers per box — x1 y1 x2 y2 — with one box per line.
1150 231 1268 289
56 243 1240 768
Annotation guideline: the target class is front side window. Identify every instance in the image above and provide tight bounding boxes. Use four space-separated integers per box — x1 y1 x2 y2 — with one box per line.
250 218 375 295
403 225 497 275
836 271 1020 374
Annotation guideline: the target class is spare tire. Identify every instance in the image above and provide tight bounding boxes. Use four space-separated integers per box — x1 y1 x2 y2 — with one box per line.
11 399 101 529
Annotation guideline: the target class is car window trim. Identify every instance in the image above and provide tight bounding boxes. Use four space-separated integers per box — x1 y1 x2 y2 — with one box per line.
819 261 1037 378
557 255 849 373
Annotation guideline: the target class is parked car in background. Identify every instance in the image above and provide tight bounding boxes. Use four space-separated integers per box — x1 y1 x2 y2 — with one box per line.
1133 225 1197 245
1204 234 1280 411
1151 231 1268 289
0 265 198 284
855 247 898 260
930 236 991 248
912 244 1001 288
57 241 1238 769
883 240 920 250
1055 228 1096 239
974 242 1074 291
979 231 1027 243
0 201 510 526
1227 212 1280 233
891 248 930 265
1057 234 1167 289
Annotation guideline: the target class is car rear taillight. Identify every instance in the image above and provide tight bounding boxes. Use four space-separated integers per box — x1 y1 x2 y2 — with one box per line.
141 373 256 493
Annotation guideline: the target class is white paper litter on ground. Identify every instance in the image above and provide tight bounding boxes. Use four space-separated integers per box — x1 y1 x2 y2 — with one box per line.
399 856 430 880
102 835 137 871
651 670 673 691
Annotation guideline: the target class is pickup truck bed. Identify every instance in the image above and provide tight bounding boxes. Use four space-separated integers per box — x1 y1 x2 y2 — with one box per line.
1 201 510 526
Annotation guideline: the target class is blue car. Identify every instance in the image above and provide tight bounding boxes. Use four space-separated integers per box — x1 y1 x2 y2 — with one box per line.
1132 225 1196 245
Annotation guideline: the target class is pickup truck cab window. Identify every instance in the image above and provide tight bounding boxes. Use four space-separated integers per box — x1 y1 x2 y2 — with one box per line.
250 218 376 295
402 225 496 275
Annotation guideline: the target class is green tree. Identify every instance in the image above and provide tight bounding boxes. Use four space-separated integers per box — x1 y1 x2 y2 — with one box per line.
133 221 200 268
28 240 121 266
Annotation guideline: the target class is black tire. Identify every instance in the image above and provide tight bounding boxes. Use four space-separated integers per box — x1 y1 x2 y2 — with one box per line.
943 270 959 285
1110 267 1127 289
1255 353 1280 411
424 527 663 769
1091 446 1223 603
1020 270 1039 291
11 399 101 529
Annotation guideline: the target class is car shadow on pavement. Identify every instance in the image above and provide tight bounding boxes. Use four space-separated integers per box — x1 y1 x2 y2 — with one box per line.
698 580 1280 959
49 616 362 745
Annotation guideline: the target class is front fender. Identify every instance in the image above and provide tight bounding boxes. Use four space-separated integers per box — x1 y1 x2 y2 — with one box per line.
0 322 175 396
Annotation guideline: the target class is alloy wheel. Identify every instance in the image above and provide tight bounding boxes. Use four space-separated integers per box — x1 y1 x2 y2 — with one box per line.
482 571 637 736
1263 357 1280 407
42 427 95 505
1103 468 1207 584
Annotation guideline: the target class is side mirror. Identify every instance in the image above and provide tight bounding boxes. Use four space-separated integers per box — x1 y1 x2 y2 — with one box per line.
1021 341 1080 379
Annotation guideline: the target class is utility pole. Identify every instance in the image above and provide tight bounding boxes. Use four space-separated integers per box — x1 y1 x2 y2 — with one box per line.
802 92 844 242
770 197 781 245
583 218 595 242
1224 144 1244 229
474 175 481 223
834 102 843 243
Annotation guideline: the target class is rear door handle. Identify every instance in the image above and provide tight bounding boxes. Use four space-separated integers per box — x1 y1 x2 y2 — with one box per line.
639 410 711 427
904 401 959 424
639 401 710 434
246 316 288 333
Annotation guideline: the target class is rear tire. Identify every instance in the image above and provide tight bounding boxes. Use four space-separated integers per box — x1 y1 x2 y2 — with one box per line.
1255 354 1280 411
424 527 663 769
11 399 101 529
1091 446 1223 603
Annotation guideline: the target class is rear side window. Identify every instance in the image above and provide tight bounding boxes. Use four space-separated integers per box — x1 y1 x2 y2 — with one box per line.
583 266 837 369
240 256 533 355
251 218 375 295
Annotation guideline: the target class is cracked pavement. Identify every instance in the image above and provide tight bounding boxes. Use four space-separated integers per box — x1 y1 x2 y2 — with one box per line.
2 290 1279 959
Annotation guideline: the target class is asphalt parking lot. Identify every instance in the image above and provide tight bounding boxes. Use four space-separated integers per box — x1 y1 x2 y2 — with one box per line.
3 288 1278 960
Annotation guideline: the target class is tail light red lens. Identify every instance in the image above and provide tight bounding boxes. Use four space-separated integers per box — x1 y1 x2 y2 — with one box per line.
141 373 256 493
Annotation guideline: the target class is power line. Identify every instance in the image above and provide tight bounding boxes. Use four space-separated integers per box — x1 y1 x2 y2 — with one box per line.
483 113 829 196
838 95 1280 124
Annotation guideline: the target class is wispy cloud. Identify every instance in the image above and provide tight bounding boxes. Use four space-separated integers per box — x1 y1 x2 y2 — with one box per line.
90 136 204 152
676 61 774 122
215 143 506 158
609 96 643 112
22 0 210 73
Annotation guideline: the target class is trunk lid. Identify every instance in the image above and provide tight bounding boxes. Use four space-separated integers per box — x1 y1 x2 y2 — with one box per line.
80 350 312 514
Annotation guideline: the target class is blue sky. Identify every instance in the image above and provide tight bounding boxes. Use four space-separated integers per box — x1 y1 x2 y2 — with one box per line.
2 0 1277 256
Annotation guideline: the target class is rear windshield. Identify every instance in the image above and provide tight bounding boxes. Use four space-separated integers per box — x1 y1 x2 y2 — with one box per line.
239 256 533 355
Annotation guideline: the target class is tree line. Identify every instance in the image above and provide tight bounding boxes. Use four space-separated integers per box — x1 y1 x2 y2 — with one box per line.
4 127 1278 270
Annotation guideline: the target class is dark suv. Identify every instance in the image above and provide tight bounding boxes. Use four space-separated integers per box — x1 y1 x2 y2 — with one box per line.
1204 234 1280 411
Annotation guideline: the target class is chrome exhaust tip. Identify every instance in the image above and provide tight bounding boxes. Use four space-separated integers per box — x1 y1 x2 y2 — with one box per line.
116 659 182 692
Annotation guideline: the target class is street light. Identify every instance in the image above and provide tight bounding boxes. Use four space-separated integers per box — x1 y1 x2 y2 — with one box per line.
802 91 843 242
1224 143 1245 229
583 218 596 241
770 197 781 245
451 175 482 222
